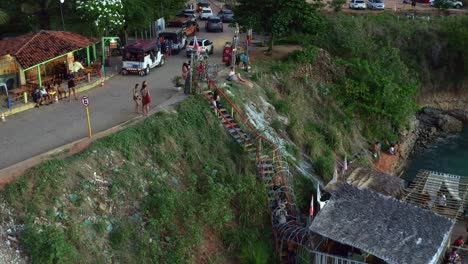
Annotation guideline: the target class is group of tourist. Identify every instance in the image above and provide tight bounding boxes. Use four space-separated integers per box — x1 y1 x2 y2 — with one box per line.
158 38 173 60
132 80 151 116
448 236 465 264
32 74 78 107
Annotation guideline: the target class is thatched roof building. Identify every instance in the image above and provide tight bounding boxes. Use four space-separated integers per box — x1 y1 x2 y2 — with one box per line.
310 184 455 264
325 165 405 198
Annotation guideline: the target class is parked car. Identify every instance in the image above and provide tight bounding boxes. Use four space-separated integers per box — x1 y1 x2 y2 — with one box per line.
206 16 223 32
158 28 187 54
167 17 199 36
217 10 234 23
429 0 463 8
368 0 385 9
197 1 210 12
121 39 164 76
199 7 213 20
186 38 214 58
176 9 197 23
349 0 367 9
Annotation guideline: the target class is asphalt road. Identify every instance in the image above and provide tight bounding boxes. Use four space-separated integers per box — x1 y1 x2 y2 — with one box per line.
0 5 235 170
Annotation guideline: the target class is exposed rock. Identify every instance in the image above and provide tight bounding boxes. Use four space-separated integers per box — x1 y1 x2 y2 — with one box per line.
437 114 463 133
447 109 468 123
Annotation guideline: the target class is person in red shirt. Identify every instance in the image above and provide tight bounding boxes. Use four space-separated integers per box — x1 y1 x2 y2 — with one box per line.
454 236 465 247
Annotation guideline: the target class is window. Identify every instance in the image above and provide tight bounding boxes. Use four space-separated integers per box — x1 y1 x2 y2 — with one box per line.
208 18 221 23
203 9 211 13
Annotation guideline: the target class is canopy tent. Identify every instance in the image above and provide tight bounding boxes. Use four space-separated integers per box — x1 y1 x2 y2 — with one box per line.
310 184 455 264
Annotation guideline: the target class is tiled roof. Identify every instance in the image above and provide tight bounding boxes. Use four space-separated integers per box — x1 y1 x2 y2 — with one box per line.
0 31 97 69
310 184 455 264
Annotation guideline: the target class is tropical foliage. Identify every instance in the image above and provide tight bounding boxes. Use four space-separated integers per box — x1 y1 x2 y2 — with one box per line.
234 0 324 50
75 0 125 34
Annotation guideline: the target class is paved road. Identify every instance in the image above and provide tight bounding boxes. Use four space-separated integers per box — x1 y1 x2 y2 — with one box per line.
0 6 235 170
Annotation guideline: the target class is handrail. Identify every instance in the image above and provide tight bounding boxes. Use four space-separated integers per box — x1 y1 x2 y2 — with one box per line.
208 80 292 205
201 91 251 143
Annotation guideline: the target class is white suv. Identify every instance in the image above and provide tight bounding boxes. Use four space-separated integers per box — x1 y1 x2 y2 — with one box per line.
199 7 213 20
350 0 367 9
429 0 463 8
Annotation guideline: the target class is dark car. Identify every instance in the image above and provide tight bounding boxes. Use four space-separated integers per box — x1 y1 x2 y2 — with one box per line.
197 1 210 11
217 10 234 23
205 16 223 32
176 9 197 23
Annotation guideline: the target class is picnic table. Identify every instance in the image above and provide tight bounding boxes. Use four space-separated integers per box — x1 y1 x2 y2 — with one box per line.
9 88 26 102
27 76 54 87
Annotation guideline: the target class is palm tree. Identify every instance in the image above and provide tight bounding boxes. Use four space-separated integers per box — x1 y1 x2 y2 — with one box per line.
0 9 8 25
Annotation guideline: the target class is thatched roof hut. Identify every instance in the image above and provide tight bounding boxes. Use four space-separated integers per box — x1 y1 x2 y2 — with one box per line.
325 165 405 198
310 184 455 264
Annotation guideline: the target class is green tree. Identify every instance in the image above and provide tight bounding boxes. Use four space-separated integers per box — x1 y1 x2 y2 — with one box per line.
234 0 323 51
20 0 54 30
0 9 8 24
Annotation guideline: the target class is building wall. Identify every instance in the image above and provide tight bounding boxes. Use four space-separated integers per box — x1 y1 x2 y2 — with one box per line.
0 55 19 89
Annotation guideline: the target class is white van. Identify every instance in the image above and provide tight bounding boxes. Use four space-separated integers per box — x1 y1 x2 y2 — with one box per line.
121 39 164 76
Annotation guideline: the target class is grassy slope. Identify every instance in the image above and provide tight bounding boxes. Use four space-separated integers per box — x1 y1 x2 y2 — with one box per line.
2 97 274 263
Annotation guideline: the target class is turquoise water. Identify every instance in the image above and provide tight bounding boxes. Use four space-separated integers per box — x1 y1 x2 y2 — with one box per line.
403 127 468 182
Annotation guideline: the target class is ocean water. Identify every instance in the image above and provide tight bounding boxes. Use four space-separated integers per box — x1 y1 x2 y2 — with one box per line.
403 127 468 182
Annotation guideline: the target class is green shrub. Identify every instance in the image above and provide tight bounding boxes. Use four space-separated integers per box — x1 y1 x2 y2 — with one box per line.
22 225 78 264
329 0 346 11
240 240 271 264
272 99 290 114
314 150 335 182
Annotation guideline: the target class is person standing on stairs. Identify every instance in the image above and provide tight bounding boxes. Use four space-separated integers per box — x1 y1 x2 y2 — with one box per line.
213 89 221 109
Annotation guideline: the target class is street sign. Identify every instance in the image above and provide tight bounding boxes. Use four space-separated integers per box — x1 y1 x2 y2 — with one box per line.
81 96 89 107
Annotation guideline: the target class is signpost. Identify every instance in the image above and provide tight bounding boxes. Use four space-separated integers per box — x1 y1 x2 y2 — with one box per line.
81 96 92 138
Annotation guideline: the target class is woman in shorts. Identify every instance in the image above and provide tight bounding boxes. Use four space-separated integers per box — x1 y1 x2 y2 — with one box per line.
132 83 141 114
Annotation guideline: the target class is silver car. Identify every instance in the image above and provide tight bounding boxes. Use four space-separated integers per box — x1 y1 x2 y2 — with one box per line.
368 0 385 9
205 16 223 32
217 10 234 23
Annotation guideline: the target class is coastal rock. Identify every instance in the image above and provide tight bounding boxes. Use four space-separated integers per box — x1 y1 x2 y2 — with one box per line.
437 114 463 133
447 109 468 123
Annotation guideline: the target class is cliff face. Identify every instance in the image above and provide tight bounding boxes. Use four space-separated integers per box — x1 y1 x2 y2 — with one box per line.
375 106 467 176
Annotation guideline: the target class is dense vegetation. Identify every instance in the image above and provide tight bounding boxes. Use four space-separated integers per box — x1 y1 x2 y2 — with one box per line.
2 98 275 263
0 0 187 37
268 14 468 141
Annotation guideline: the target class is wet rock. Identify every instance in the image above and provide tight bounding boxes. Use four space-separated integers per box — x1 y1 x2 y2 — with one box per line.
437 114 463 133
447 109 468 123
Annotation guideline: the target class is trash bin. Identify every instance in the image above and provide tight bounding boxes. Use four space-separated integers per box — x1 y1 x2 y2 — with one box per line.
6 96 12 109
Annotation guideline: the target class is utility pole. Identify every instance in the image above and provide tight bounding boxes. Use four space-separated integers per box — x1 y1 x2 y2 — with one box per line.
231 23 240 70
59 0 66 31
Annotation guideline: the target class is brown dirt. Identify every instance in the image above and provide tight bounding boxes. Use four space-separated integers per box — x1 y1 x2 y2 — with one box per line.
249 45 303 61
374 152 400 175
194 227 237 264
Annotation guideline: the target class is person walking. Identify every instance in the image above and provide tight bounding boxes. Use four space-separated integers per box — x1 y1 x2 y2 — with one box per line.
67 74 78 102
132 83 141 114
168 40 173 56
140 81 151 116
183 61 191 95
